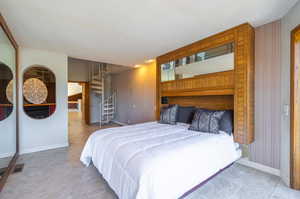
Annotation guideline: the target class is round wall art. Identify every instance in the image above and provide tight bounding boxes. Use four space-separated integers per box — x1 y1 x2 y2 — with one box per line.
23 78 48 104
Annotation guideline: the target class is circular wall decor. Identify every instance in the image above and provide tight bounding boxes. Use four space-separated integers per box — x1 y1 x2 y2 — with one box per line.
6 80 13 103
23 78 48 104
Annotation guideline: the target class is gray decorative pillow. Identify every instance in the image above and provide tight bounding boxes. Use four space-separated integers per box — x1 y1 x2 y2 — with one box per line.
189 109 225 134
177 106 196 124
219 110 234 135
159 104 179 125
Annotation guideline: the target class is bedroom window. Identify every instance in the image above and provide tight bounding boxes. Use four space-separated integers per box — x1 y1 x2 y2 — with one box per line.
160 43 234 82
0 62 14 121
23 66 56 119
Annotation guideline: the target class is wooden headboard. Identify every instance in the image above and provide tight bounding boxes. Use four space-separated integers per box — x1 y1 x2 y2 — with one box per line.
167 95 234 111
156 23 254 144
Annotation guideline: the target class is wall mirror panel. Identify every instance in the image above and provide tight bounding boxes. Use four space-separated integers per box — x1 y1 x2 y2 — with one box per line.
23 66 56 119
0 62 13 121
161 43 234 82
0 14 18 192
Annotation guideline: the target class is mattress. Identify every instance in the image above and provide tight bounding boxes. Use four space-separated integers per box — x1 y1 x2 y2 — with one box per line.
80 122 241 199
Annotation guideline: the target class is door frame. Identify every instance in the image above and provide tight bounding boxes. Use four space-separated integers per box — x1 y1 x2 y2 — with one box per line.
290 24 300 190
68 81 90 125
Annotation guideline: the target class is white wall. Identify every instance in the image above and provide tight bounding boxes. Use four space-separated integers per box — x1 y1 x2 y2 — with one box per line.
19 48 68 154
0 27 16 158
280 1 300 186
68 57 89 82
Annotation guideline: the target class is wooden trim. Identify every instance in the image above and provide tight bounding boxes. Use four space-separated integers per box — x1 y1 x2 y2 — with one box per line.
162 88 234 97
290 24 300 190
24 103 56 107
0 13 19 192
0 14 18 49
156 23 255 144
167 95 234 111
82 83 90 125
68 81 90 124
0 154 18 192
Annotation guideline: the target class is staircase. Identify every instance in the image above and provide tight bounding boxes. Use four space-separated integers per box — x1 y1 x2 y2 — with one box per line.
90 63 116 127
102 92 116 125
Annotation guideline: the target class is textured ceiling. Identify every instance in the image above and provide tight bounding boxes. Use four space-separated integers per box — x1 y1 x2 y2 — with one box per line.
0 0 298 66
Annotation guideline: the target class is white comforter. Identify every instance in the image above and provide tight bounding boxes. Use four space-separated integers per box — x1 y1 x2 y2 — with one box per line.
80 122 241 199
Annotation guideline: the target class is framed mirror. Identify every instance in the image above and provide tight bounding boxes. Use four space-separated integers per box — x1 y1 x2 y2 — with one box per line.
0 14 18 192
160 43 234 82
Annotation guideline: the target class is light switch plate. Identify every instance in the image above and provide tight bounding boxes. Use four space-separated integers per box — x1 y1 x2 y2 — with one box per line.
283 104 289 116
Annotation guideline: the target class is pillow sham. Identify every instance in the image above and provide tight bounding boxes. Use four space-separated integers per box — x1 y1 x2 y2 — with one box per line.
177 106 196 124
219 110 234 135
159 104 179 125
189 108 225 134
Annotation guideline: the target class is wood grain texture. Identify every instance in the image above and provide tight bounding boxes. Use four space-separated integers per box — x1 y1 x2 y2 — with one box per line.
249 21 281 170
156 23 255 144
161 70 234 96
82 83 90 125
290 24 300 190
233 23 255 144
168 95 234 110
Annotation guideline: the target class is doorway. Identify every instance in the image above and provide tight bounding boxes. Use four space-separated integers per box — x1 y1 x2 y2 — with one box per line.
68 82 90 125
291 25 300 189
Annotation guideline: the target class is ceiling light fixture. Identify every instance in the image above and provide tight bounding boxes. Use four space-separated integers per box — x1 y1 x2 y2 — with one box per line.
145 59 154 63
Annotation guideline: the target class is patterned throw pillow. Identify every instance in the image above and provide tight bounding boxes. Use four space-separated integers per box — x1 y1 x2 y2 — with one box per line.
189 109 225 134
159 104 179 125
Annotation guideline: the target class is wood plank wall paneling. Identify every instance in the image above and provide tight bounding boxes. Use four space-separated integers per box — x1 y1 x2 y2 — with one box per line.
249 21 281 169
161 70 235 97
168 95 234 110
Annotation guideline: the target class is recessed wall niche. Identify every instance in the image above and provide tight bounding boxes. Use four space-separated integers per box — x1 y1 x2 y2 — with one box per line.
23 66 56 119
0 62 13 121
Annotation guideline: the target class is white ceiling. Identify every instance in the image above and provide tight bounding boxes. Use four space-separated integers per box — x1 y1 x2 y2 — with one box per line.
0 0 298 66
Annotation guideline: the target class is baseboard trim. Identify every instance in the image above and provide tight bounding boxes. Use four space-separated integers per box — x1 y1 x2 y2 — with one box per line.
237 157 280 176
281 172 290 186
20 143 69 155
111 120 127 126
0 152 15 159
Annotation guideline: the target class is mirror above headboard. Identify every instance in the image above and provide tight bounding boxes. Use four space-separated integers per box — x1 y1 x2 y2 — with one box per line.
161 43 234 82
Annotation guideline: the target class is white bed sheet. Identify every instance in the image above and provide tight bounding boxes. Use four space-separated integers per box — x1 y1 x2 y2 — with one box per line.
81 122 241 199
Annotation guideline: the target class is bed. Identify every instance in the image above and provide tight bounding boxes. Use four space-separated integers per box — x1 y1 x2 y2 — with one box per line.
80 121 241 199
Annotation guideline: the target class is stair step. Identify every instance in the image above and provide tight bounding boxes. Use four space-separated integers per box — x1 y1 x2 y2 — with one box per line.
92 80 102 83
104 104 113 106
91 85 102 90
92 78 102 82
103 112 114 115
91 80 102 84
104 107 114 110
94 90 103 95
90 82 102 87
